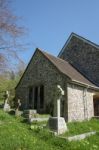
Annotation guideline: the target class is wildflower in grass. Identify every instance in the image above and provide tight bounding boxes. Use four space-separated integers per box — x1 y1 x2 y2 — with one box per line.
90 127 92 131
82 143 86 146
84 141 89 145
82 141 89 146
33 139 37 144
92 144 98 149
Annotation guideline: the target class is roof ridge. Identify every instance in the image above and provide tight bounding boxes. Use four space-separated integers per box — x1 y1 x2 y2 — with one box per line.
41 49 70 64
72 32 99 47
58 32 99 57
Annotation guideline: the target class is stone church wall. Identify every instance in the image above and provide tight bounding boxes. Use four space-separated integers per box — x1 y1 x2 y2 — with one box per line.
67 83 94 122
15 50 67 117
59 36 99 86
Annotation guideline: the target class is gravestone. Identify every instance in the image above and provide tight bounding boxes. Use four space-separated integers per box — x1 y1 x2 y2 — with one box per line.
48 85 68 135
15 99 21 116
3 91 10 112
3 103 10 112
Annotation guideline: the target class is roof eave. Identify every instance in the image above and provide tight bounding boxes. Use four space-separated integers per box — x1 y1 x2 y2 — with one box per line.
71 79 99 91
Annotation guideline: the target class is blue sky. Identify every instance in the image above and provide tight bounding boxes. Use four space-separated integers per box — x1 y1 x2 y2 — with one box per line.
12 0 99 64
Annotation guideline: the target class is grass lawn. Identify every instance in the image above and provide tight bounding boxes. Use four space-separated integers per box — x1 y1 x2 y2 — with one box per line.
0 110 99 150
65 119 99 137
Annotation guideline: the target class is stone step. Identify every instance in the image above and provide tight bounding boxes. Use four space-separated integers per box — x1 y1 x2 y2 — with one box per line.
23 109 37 118
29 117 48 123
23 109 37 114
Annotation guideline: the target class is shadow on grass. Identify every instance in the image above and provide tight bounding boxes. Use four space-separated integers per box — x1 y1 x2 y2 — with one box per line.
8 110 15 116
0 104 3 109
21 118 29 124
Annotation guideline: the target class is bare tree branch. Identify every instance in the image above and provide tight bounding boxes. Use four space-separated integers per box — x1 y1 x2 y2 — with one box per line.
0 0 26 73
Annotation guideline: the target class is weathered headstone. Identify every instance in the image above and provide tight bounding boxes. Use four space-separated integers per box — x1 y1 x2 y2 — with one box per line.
3 91 10 112
48 117 67 134
15 99 21 116
48 85 68 134
3 103 10 112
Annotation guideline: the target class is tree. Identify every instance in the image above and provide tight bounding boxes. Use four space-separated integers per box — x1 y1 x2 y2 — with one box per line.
16 61 26 78
0 0 25 73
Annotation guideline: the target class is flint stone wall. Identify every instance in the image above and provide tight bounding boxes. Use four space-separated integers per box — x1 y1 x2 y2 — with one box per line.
15 50 67 118
67 83 94 122
59 36 99 86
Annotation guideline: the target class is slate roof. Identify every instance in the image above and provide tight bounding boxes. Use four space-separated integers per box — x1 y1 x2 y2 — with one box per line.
39 49 99 89
58 32 99 57
58 33 99 87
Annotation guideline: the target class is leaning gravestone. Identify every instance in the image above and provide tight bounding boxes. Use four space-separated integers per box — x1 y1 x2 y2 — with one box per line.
48 85 68 135
3 91 10 112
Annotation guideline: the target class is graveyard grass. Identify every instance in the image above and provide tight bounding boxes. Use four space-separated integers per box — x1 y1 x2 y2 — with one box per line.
0 110 99 150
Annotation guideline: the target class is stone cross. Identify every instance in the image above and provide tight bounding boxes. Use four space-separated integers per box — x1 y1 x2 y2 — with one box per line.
48 85 68 135
57 99 60 118
57 85 64 118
